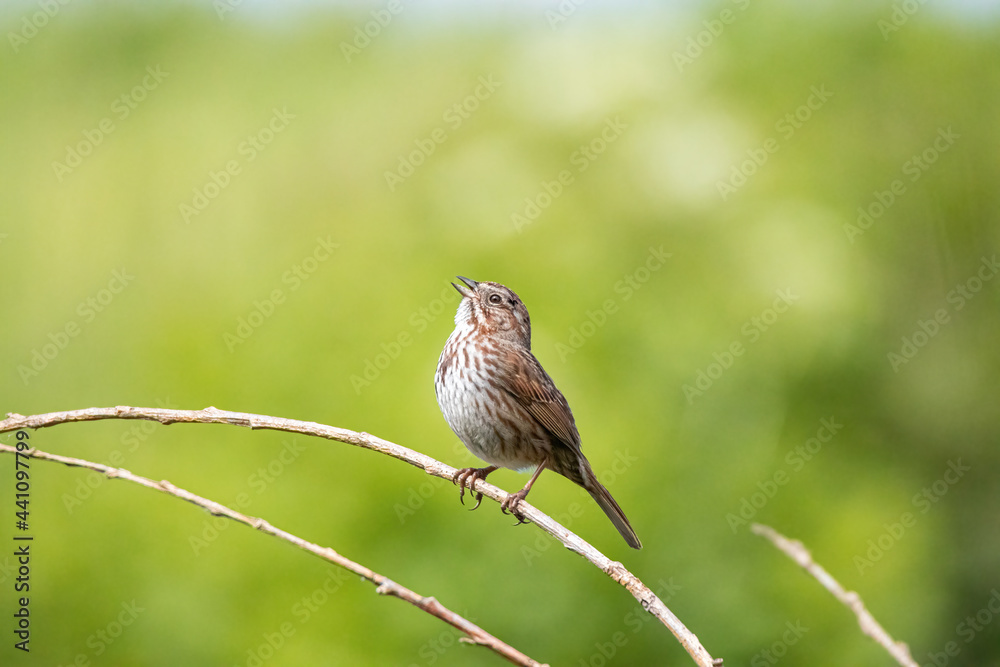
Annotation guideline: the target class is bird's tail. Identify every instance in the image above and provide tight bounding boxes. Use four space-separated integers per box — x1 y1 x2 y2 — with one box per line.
583 465 642 550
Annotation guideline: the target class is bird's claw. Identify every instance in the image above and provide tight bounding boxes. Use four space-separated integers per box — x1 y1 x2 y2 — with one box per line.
500 490 531 525
453 467 490 511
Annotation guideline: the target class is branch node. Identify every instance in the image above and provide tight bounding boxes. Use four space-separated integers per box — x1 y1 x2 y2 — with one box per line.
460 635 492 647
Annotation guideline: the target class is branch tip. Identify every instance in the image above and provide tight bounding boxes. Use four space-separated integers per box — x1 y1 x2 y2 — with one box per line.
753 523 917 667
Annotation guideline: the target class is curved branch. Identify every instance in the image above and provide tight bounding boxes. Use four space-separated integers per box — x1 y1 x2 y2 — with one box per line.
751 523 917 667
0 440 543 667
0 406 719 667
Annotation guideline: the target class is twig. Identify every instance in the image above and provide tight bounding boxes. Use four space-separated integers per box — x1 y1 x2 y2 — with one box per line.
0 406 719 667
751 523 917 667
0 441 544 667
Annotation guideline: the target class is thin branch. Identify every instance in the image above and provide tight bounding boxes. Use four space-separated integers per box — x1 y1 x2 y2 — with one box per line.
751 523 917 667
0 406 719 667
0 441 544 667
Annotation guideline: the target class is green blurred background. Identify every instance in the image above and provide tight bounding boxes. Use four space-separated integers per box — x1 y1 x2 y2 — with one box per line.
2 0 999 665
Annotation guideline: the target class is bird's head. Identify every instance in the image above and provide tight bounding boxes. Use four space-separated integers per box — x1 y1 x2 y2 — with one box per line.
451 276 531 348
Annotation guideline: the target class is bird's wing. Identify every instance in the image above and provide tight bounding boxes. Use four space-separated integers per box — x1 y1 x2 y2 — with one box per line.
497 346 582 451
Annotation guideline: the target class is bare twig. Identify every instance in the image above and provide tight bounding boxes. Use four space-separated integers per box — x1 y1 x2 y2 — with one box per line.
0 441 544 667
751 523 917 667
0 406 719 667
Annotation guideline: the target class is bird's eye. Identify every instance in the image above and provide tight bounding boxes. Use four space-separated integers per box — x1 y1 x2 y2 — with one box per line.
488 294 503 305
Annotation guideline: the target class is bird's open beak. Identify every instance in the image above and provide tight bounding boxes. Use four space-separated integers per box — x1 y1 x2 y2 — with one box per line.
451 275 478 299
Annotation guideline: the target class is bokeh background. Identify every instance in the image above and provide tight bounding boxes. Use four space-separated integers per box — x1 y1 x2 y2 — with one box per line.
2 0 999 665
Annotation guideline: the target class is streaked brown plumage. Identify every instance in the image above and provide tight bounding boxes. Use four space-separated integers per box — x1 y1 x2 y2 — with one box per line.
434 276 641 549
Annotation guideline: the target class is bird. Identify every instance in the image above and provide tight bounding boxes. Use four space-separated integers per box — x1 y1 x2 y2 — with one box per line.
434 276 642 549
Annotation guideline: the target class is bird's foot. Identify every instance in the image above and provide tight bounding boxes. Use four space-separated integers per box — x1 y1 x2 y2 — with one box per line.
452 466 496 511
500 489 531 525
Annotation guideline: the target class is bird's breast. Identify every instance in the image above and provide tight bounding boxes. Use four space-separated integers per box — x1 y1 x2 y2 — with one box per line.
435 337 545 470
